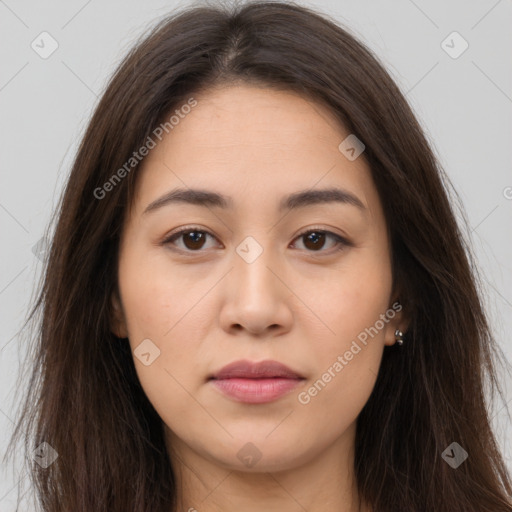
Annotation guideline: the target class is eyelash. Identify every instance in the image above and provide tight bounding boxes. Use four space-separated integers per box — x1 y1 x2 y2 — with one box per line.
161 225 352 256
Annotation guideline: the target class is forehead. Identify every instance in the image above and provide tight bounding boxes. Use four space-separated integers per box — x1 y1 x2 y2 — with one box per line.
161 84 349 155
129 84 380 219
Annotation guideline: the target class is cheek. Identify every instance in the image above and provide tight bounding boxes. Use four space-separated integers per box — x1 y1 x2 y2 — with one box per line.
310 251 392 346
117 248 213 395
118 243 204 341
118 264 203 426
295 285 391 438
300 253 392 400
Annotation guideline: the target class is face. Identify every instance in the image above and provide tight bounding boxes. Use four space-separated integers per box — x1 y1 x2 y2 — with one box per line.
110 84 406 473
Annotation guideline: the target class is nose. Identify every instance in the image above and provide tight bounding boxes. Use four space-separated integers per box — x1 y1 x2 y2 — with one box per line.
219 243 293 337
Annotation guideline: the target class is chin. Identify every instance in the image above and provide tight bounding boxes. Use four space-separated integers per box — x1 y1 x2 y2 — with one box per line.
202 435 314 473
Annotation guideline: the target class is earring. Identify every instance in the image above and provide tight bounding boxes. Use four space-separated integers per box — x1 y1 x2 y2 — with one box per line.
395 329 404 346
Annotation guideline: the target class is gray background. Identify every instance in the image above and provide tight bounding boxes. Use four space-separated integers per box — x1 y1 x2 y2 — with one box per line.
1 0 511 508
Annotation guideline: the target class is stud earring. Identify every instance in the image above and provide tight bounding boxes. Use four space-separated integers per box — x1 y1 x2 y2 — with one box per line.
395 329 404 346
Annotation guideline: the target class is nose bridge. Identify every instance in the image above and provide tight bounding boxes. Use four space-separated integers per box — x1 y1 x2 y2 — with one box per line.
233 234 280 299
218 226 295 336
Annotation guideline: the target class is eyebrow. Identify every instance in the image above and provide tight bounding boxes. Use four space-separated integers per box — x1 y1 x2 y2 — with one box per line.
142 186 366 215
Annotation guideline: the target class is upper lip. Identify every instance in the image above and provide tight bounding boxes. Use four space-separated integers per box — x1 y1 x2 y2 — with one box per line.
209 359 305 380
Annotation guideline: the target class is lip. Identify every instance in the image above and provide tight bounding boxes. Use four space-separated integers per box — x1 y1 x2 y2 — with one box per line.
209 359 305 404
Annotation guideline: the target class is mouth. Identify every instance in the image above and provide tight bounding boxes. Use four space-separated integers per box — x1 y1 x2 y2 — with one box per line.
208 359 306 404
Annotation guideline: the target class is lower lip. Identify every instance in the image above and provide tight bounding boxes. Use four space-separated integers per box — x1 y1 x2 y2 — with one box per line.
210 377 303 404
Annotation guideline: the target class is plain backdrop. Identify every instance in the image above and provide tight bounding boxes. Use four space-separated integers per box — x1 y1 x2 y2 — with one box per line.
1 0 511 509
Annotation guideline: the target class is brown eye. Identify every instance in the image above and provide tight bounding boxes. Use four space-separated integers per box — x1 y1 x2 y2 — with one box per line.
162 227 350 255
292 229 349 254
163 228 218 252
181 231 208 250
302 231 327 250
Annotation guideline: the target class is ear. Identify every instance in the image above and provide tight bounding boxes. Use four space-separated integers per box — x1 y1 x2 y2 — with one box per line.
383 296 410 347
110 288 128 339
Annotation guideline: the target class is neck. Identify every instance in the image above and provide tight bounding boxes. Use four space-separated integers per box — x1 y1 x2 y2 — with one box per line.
166 421 371 512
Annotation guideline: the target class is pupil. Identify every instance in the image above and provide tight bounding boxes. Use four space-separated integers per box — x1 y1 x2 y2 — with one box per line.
306 231 324 250
186 231 204 249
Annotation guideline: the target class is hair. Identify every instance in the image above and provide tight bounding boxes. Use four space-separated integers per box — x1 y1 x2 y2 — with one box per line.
5 0 512 510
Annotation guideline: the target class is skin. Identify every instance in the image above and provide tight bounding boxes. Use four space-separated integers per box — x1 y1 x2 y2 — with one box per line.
110 84 408 512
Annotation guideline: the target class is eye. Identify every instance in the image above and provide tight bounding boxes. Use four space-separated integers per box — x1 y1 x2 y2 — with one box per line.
161 226 351 254
162 226 220 252
291 228 351 254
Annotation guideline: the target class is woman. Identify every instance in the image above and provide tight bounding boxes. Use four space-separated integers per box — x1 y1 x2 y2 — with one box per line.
6 1 512 511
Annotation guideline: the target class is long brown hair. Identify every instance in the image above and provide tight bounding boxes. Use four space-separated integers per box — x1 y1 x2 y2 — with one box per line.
6 1 512 510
